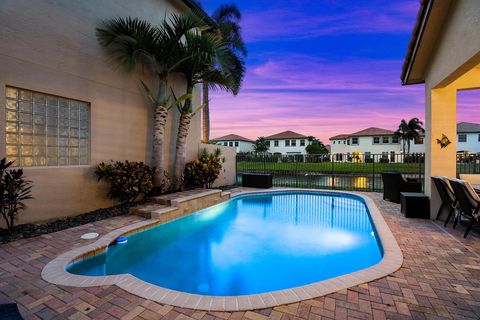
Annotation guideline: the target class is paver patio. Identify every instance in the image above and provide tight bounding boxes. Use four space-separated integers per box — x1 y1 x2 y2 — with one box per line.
1 192 479 320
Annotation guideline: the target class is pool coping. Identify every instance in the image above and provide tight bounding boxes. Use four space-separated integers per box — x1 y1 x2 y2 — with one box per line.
42 189 403 311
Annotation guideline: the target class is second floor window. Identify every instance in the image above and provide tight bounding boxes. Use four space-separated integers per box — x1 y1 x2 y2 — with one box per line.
266 141 271 146
392 136 399 144
285 140 290 147
229 142 233 147
274 140 279 147
382 137 389 144
458 134 467 142
351 137 359 145
373 137 380 144
291 140 296 146
234 141 239 147
414 137 424 144
300 139 305 146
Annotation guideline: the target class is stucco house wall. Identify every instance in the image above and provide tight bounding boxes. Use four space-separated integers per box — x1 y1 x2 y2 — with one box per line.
266 139 307 155
330 135 425 162
457 132 480 153
216 140 254 153
0 0 202 224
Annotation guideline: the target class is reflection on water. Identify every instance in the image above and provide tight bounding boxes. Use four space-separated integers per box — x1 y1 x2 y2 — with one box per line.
68 192 383 296
353 176 368 189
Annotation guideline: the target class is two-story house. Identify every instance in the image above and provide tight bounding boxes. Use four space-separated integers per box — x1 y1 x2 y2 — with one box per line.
329 127 425 162
457 122 480 153
214 134 254 153
264 131 308 155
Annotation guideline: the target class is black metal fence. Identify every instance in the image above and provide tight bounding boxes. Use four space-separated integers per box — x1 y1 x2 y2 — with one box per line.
237 153 425 192
457 153 480 174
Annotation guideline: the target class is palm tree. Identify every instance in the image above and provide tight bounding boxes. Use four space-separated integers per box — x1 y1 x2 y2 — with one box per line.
96 15 202 188
202 4 247 142
395 118 425 154
253 137 269 155
173 28 245 187
395 120 410 155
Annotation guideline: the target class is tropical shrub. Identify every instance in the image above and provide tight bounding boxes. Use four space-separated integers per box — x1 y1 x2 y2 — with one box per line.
0 158 33 232
183 149 223 189
95 161 155 204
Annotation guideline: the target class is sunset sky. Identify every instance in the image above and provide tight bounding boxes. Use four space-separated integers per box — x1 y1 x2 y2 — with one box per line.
202 0 480 143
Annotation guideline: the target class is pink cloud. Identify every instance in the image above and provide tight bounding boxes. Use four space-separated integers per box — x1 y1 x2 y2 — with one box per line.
209 55 424 143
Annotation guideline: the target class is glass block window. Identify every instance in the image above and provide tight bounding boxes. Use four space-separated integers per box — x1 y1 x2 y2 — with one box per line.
5 87 90 167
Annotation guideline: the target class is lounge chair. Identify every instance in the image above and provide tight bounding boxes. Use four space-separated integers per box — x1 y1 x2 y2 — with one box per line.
431 176 457 226
449 179 480 238
381 172 422 203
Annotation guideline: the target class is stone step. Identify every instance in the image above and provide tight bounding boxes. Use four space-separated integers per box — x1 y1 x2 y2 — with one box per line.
130 203 168 219
132 188 232 223
150 188 220 205
150 206 180 222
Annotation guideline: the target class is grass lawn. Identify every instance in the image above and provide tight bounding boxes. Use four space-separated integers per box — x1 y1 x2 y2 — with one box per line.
237 161 424 174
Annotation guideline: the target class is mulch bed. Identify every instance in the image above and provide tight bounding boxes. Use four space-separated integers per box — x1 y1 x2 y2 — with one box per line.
0 204 130 244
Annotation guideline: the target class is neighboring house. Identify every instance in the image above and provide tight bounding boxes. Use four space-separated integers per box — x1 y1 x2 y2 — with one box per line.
329 127 425 162
265 131 308 155
457 122 480 153
0 0 211 224
214 134 254 153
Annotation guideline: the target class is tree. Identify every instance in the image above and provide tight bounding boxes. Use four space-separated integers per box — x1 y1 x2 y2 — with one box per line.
305 138 329 155
173 24 245 188
395 118 425 154
96 15 202 189
202 4 247 142
253 137 269 155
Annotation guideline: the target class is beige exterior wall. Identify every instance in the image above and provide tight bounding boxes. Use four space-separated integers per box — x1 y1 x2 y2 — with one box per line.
198 143 237 188
422 1 480 218
0 0 202 224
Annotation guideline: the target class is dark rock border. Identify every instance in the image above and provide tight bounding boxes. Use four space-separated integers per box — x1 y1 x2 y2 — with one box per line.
0 204 130 244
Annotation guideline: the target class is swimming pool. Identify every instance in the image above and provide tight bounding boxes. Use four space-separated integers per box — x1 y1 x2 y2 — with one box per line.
67 191 383 296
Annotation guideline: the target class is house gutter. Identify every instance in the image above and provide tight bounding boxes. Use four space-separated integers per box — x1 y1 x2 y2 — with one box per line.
181 0 217 28
401 0 434 85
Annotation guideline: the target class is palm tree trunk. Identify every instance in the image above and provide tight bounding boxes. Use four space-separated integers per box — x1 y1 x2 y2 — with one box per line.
153 104 168 187
202 84 210 142
152 80 167 188
174 112 192 188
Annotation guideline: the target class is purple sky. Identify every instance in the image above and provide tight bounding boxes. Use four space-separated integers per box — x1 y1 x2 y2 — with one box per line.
202 1 480 143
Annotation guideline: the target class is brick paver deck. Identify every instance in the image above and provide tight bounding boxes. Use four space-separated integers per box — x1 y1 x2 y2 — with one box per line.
1 193 479 319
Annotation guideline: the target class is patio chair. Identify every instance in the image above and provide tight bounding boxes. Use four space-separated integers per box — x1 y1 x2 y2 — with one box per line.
449 179 480 238
431 176 457 226
381 172 422 203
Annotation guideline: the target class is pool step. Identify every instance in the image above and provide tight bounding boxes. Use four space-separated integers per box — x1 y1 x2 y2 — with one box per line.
130 204 169 218
131 189 231 222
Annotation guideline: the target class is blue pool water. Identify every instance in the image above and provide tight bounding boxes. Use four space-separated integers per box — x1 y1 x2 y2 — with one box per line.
68 191 383 295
